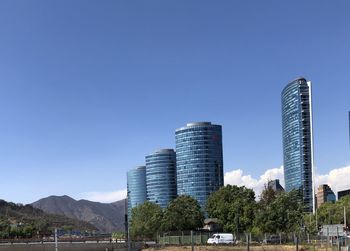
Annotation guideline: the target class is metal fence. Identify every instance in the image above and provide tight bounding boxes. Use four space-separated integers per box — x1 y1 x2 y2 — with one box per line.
155 231 350 251
158 231 210 245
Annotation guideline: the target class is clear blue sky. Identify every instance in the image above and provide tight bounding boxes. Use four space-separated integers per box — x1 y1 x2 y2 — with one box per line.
0 0 349 204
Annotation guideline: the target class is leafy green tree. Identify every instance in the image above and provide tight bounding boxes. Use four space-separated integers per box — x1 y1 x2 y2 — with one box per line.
0 219 11 238
316 195 350 229
22 225 35 238
317 202 339 225
112 231 125 241
206 185 256 233
255 189 303 234
62 225 74 232
9 226 18 238
338 195 350 229
275 190 303 233
302 212 318 235
259 185 278 206
130 201 163 239
161 195 204 231
254 186 278 233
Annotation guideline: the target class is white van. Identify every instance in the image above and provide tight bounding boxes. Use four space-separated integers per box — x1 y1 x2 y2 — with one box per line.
207 233 234 244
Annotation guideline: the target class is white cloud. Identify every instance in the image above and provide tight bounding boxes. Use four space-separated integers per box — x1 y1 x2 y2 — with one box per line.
315 165 350 196
79 165 350 203
224 165 350 199
80 189 127 203
224 166 284 198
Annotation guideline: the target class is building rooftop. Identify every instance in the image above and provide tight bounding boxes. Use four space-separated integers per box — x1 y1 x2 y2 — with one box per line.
186 122 212 127
147 149 175 155
176 122 221 132
154 148 174 153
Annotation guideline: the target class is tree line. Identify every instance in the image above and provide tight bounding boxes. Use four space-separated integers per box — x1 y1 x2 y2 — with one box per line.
130 185 350 239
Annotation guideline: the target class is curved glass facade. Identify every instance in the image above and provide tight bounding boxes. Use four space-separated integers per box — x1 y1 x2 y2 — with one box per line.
175 122 224 208
282 78 314 212
146 149 177 208
127 166 147 221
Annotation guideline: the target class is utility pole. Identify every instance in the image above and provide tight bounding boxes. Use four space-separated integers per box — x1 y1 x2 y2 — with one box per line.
315 207 318 231
124 198 131 251
127 225 131 251
344 206 347 229
191 230 194 251
246 233 250 251
54 228 58 251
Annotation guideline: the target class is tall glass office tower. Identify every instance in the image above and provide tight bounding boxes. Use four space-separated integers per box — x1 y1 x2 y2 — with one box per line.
282 77 314 212
127 166 147 221
145 149 177 208
175 122 224 208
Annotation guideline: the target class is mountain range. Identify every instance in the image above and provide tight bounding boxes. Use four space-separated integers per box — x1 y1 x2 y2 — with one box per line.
31 195 126 233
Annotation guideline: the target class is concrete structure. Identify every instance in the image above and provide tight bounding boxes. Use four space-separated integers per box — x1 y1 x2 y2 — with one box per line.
268 179 285 193
338 188 350 200
316 184 336 208
282 77 314 212
127 166 147 221
175 122 224 208
145 149 177 208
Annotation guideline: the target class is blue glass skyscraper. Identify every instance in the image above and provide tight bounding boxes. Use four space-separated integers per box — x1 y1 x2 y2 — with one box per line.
175 122 224 208
145 149 177 208
127 166 147 221
282 77 314 212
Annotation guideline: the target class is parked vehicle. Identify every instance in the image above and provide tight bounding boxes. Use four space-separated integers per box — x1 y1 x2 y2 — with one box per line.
263 235 281 244
207 233 234 244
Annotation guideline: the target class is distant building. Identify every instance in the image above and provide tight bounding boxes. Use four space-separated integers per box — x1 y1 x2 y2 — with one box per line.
268 179 285 193
282 77 315 212
316 184 336 208
175 122 224 208
338 188 350 200
203 218 221 232
145 149 177 208
127 166 147 221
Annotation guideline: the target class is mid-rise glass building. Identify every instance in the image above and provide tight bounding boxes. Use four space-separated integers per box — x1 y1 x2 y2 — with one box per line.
127 166 147 221
175 122 224 208
316 184 335 208
282 77 314 212
145 149 177 208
